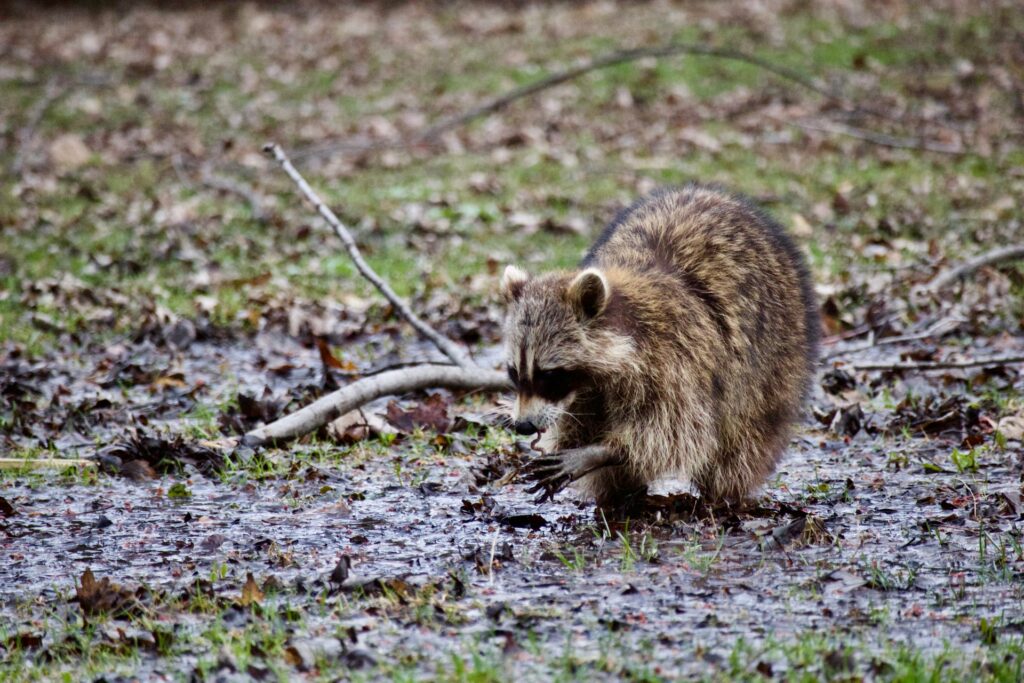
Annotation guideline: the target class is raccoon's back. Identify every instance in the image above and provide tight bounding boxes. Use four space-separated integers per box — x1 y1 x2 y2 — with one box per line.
584 184 818 376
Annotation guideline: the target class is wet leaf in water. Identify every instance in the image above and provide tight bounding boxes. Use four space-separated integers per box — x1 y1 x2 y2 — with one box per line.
121 460 157 481
98 429 225 476
74 569 142 618
329 556 352 585
497 510 548 530
829 403 865 437
315 338 356 371
239 572 264 607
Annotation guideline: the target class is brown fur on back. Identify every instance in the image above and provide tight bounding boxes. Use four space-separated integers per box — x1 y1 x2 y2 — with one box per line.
503 184 819 506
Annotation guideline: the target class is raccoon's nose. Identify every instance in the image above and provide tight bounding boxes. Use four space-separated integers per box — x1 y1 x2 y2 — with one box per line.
514 419 538 435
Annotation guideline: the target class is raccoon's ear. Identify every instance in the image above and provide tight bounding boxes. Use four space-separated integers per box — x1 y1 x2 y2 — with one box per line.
501 265 529 303
567 268 610 319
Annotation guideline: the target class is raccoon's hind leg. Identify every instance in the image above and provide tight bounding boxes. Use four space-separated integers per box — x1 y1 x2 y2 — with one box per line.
695 428 790 503
524 445 623 503
576 465 648 509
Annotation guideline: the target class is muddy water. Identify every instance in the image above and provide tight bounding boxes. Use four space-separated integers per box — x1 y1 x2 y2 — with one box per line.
1 334 1022 679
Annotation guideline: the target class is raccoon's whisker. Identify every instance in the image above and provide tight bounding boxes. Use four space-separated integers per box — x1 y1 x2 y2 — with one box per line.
548 404 584 426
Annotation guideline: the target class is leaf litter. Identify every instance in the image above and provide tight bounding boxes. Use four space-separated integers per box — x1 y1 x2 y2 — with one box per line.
1 0 1023 680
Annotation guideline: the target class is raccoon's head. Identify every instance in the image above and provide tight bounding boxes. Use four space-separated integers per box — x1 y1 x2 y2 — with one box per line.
500 264 620 436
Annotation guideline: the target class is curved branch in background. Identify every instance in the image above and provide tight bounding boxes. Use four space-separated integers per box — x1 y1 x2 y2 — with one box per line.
263 142 476 370
925 244 1024 293
200 164 267 223
410 43 840 145
295 41 892 162
852 354 1024 372
242 365 511 447
782 117 963 155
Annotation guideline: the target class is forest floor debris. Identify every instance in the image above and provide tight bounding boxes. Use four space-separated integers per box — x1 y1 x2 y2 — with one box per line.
2 1 1023 680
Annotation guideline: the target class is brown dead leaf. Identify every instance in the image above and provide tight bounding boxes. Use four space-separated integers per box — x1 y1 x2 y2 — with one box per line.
75 569 140 617
239 572 264 606
149 374 189 392
385 393 451 433
120 460 157 481
315 338 356 371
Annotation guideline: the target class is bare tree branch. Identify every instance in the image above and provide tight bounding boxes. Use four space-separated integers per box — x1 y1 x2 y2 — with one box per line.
925 244 1024 293
410 43 840 145
822 316 964 360
263 142 476 370
783 117 964 155
200 164 267 222
242 365 510 447
295 41 893 162
852 354 1024 372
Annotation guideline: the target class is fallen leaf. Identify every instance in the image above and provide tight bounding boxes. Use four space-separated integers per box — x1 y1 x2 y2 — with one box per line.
239 572 264 606
49 133 92 171
385 393 451 433
75 569 140 617
316 338 356 371
997 414 1024 441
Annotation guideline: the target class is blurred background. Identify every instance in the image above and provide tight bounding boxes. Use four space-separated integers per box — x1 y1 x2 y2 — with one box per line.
2 0 1021 351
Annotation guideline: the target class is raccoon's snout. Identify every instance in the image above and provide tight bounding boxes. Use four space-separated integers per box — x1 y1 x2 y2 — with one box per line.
514 419 539 436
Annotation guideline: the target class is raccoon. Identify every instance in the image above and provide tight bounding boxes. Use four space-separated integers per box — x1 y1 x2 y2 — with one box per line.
501 184 819 507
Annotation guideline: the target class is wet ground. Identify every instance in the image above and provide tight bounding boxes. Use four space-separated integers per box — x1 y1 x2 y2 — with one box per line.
2 325 1022 681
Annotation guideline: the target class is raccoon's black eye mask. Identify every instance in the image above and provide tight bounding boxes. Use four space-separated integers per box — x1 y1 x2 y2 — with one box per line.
509 366 585 402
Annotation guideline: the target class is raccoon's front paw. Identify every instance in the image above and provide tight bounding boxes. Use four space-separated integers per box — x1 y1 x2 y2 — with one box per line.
522 445 617 504
523 453 575 503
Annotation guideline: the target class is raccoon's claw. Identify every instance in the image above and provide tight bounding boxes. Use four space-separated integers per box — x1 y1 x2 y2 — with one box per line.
524 457 573 503
522 445 618 504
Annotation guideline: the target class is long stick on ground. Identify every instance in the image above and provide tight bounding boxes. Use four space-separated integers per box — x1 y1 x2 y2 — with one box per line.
853 354 1024 372
263 142 475 370
243 365 510 447
782 117 963 155
821 316 964 360
925 244 1024 293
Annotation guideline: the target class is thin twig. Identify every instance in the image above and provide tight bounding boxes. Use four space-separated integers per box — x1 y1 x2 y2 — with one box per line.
781 117 963 155
200 164 267 222
11 78 62 175
263 142 476 370
822 317 964 360
242 365 510 446
925 244 1024 292
296 41 862 161
852 354 1024 372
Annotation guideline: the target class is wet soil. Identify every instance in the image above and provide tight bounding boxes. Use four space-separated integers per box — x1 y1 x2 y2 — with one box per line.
2 330 1022 680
